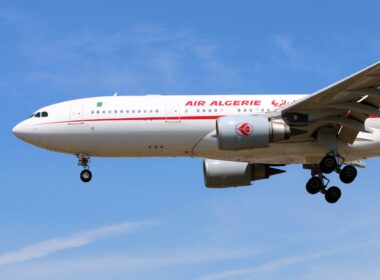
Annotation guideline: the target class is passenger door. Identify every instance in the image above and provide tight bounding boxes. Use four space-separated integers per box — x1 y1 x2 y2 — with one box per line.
164 97 181 122
69 103 84 125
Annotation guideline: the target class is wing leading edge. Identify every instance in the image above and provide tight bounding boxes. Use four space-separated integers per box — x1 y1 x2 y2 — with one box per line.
282 61 380 144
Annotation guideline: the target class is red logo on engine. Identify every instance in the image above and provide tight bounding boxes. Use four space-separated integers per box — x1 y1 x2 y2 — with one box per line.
236 122 253 136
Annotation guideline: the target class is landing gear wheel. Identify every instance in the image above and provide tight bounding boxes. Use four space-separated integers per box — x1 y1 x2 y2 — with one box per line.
80 170 92 183
325 186 341 204
319 155 338 174
339 165 357 184
306 177 323 194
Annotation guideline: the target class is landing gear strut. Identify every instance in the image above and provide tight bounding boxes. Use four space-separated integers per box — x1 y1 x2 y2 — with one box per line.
305 172 342 204
305 152 359 204
305 171 341 203
77 154 92 183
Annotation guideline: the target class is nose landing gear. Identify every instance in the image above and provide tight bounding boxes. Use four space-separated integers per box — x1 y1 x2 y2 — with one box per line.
80 169 92 183
77 154 92 183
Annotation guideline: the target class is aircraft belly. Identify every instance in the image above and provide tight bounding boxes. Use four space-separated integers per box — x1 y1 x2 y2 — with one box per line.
49 120 215 157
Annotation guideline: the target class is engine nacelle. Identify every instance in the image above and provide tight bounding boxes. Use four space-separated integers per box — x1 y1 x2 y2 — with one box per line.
203 159 285 188
216 116 290 150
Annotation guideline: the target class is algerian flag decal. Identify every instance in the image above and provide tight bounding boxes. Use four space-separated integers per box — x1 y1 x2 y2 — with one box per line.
97 102 103 107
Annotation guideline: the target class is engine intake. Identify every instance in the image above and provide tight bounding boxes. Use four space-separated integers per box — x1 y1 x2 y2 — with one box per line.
216 116 290 150
203 159 285 188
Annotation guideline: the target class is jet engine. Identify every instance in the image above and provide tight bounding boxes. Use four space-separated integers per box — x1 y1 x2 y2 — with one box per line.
203 159 285 188
216 116 291 150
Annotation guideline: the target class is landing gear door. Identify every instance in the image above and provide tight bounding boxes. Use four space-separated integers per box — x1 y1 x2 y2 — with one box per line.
69 103 84 125
165 97 181 122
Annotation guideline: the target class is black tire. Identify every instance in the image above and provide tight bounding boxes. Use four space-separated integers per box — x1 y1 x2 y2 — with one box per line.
80 170 92 183
339 165 357 184
319 155 338 174
306 177 323 195
325 186 341 204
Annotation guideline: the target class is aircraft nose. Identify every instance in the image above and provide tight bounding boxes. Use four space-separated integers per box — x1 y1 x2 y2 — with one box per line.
12 123 25 139
12 122 39 144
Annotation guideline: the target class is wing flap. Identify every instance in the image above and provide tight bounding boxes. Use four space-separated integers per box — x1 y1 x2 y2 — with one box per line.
338 126 359 144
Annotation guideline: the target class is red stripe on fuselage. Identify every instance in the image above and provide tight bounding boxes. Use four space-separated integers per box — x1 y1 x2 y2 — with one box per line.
42 115 223 125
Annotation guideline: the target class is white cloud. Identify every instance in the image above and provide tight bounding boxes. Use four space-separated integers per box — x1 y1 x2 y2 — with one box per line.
273 34 298 62
196 234 380 280
271 33 338 79
0 247 254 280
0 220 159 266
195 250 336 280
13 21 240 94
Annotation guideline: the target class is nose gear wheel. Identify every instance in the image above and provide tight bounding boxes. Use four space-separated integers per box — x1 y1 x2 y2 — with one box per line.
77 154 92 183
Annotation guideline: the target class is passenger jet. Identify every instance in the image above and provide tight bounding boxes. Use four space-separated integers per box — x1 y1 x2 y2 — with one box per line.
13 62 380 203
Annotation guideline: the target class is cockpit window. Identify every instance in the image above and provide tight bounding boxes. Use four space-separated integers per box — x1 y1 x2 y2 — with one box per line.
30 111 48 118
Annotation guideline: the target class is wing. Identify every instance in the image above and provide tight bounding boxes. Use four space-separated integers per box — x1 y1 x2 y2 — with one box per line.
281 61 380 144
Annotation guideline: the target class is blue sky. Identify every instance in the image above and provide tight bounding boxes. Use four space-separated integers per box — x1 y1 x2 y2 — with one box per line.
1 0 380 279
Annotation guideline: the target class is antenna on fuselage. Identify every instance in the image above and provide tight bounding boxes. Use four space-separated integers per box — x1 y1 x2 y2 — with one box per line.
113 92 118 96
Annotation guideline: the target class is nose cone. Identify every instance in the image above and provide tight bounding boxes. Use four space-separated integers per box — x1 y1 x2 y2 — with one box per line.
13 122 39 145
12 123 25 139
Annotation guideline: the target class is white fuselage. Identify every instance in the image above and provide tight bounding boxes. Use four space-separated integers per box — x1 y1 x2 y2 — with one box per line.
12 94 380 164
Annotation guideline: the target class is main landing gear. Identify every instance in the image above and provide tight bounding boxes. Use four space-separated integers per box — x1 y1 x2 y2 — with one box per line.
305 153 358 204
78 154 92 183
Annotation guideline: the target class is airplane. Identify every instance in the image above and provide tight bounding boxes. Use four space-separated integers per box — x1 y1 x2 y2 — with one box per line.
12 62 380 203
